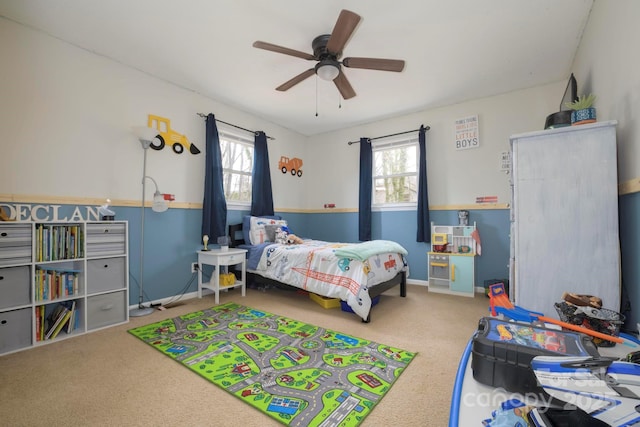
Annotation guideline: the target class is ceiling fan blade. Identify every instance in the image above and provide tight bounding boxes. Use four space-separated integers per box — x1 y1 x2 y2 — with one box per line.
342 57 405 72
334 71 356 99
276 69 316 91
326 9 361 56
253 41 315 60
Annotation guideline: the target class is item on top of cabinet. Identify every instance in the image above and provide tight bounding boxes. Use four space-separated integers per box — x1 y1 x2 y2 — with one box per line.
457 210 469 226
544 110 573 129
98 199 115 221
565 93 597 126
0 206 14 221
202 235 209 251
217 235 231 251
544 73 577 130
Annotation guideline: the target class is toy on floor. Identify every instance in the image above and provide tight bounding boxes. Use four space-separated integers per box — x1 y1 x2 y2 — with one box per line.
487 283 623 345
532 355 640 426
482 399 531 426
562 292 602 309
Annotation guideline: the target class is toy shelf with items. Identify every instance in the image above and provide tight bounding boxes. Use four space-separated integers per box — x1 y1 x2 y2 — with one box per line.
428 222 477 297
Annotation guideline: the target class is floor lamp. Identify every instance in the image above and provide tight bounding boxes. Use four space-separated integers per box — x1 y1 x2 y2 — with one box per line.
130 126 169 317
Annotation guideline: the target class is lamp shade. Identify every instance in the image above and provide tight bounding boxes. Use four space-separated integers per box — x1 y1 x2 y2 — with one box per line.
132 126 159 148
152 191 168 213
316 61 340 81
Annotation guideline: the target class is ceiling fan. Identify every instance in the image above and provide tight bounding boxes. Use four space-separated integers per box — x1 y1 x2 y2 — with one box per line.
253 9 405 100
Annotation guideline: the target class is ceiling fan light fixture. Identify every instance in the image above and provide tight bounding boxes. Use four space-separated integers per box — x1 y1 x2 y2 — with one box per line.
315 60 340 81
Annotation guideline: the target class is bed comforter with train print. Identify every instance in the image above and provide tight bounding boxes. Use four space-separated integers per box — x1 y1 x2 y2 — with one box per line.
250 239 407 320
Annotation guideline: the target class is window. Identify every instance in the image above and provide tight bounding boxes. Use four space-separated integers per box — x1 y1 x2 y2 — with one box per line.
372 137 418 205
220 131 253 203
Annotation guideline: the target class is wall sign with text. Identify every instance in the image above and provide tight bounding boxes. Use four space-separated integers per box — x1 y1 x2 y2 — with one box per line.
455 115 480 150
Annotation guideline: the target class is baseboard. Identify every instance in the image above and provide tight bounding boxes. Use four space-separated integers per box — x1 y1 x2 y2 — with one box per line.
128 290 201 311
130 279 429 311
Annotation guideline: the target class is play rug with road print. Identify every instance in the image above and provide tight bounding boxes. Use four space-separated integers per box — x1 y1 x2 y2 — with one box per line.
128 302 416 426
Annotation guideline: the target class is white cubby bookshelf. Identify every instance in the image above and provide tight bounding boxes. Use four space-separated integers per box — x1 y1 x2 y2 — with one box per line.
0 221 129 355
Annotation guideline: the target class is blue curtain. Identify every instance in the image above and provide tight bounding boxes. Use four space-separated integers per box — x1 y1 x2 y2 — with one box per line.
202 114 227 240
250 131 274 216
416 125 431 242
358 137 372 241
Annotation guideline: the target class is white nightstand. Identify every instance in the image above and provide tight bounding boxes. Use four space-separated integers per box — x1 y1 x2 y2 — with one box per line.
197 248 247 304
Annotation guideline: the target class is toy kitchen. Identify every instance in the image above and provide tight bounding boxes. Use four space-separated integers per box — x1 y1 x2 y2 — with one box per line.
428 221 477 297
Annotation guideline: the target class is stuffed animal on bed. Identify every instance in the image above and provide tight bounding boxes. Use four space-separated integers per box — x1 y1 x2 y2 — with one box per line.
275 226 303 245
275 227 288 244
286 234 303 245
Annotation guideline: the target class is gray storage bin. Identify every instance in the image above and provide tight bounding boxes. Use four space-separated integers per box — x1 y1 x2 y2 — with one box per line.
87 258 125 294
0 266 30 309
0 308 32 353
0 224 32 266
86 222 126 257
87 291 126 330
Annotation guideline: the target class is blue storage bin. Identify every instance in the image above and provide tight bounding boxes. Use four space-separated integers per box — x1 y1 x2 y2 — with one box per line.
340 295 380 313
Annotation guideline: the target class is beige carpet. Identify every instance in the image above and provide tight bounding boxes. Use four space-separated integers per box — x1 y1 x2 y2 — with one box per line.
0 285 488 426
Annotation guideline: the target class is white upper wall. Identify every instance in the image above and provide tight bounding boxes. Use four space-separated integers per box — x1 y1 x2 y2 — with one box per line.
2 0 638 211
0 18 307 209
304 83 565 209
303 0 640 209
571 0 640 183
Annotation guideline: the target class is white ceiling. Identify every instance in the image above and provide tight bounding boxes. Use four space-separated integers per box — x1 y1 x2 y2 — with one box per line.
0 0 593 136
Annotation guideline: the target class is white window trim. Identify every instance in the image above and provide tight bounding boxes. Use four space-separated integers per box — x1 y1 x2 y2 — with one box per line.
219 127 254 206
371 135 419 209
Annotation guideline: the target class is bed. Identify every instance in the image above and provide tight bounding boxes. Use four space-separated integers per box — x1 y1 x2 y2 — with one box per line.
229 216 408 322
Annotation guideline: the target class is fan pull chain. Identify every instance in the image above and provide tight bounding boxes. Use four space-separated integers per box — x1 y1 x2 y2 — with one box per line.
315 76 319 117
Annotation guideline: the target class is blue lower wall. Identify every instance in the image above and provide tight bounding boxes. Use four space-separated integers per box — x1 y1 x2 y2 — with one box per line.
76 206 512 305
8 198 639 332
295 209 511 287
620 192 640 330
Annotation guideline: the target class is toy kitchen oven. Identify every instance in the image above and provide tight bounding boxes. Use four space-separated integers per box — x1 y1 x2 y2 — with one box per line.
428 222 477 297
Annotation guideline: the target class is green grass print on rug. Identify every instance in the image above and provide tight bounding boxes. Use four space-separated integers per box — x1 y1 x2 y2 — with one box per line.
128 302 417 427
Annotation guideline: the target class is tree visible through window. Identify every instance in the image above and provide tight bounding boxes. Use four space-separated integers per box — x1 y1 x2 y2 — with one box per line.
373 138 418 205
220 132 253 203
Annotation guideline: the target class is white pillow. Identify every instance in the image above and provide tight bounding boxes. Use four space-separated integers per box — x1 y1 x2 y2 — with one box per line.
249 217 287 245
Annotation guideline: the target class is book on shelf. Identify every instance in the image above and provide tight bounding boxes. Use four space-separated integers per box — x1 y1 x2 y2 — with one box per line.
39 305 45 341
66 300 76 334
50 310 72 339
44 304 69 340
35 224 84 262
35 268 80 301
35 305 41 342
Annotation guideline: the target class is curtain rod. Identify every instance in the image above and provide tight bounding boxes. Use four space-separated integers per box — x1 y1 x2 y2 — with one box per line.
347 125 430 145
197 113 275 140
